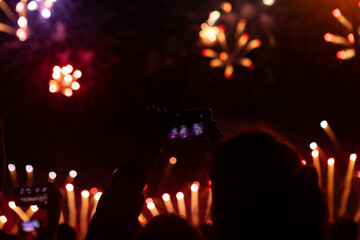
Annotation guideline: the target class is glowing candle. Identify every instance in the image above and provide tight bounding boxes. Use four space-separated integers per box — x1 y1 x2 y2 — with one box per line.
8 164 19 188
0 215 7 230
311 150 322 188
339 154 357 216
138 213 148 227
320 120 342 155
25 165 33 187
66 184 77 228
327 158 335 222
191 182 200 226
48 171 56 183
79 190 90 240
8 201 29 222
66 170 77 183
146 199 159 217
91 192 102 219
162 193 175 213
25 205 38 218
176 192 186 218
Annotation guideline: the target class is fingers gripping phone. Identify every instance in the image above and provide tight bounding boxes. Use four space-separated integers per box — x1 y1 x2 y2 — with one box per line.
166 108 212 140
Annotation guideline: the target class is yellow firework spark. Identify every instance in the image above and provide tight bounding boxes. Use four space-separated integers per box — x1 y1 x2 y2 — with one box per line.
324 7 359 60
202 19 262 79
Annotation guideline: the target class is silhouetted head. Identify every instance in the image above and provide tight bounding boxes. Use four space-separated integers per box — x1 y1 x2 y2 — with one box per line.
211 128 327 239
138 213 201 240
57 223 76 240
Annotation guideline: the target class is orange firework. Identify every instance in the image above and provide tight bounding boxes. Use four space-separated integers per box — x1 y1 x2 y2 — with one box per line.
324 7 359 60
202 19 262 79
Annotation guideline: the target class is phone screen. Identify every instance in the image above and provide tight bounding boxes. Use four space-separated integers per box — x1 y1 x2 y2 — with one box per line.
166 109 212 140
14 186 48 206
21 220 40 232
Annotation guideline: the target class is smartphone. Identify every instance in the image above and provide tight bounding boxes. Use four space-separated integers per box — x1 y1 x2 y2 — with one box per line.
166 108 212 140
13 186 48 206
21 220 40 232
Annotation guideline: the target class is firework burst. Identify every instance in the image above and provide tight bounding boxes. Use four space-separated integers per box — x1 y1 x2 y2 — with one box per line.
324 6 360 60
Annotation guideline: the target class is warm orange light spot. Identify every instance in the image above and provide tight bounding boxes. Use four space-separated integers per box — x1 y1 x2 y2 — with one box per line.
324 33 335 42
64 89 73 97
94 192 102 200
49 84 58 93
350 153 357 162
312 150 319 158
145 198 153 204
162 193 170 201
64 74 72 83
71 82 80 90
347 33 355 44
176 192 184 200
81 190 90 198
221 2 232 13
191 182 199 192
320 120 328 129
17 17 27 27
143 184 148 191
30 205 38 212
328 158 335 166
336 50 347 60
310 142 318 150
90 188 98 195
332 8 341 18
66 183 74 191
52 71 61 79
219 52 228 61
73 70 82 79
301 160 307 165
224 65 233 79
16 28 27 41
8 201 16 209
0 216 7 223
147 202 155 210
53 66 61 72
169 157 177 165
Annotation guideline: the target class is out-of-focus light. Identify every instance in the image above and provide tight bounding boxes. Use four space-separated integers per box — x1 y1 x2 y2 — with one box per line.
41 9 51 19
94 192 102 200
69 170 77 178
81 190 90 198
8 201 16 209
336 49 356 60
145 198 153 204
73 70 82 79
30 205 38 212
64 89 73 97
347 33 355 44
169 157 177 165
263 0 275 6
320 120 328 129
162 193 170 201
301 160 307 165
90 188 98 195
143 184 148 191
221 2 232 13
199 24 219 42
52 71 61 79
64 74 72 83
16 2 25 13
27 1 38 11
312 150 319 158
219 52 228 61
0 215 7 223
16 28 27 41
66 65 73 73
324 33 335 42
147 202 155 210
25 165 33 173
71 82 80 90
53 66 61 72
191 182 199 192
49 171 56 179
66 183 74 191
332 8 341 18
350 154 357 162
176 192 184 200
17 17 27 28
44 0 53 8
49 84 58 93
328 158 335 166
337 50 347 60
310 142 317 150
8 164 16 172
209 11 220 22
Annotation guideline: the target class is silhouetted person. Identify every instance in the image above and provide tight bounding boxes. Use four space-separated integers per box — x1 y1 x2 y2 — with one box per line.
57 223 76 240
329 217 358 240
211 128 327 239
138 213 201 240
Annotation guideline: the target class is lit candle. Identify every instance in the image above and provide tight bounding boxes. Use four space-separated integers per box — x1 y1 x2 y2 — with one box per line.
79 190 90 240
320 120 342 155
191 182 200 226
0 215 7 230
327 158 335 222
8 201 29 222
138 213 148 227
66 170 77 183
25 205 38 218
25 165 33 187
66 184 77 228
162 193 175 213
48 171 57 183
176 192 186 218
311 150 322 188
91 192 102 219
339 154 357 216
8 164 19 187
146 198 159 217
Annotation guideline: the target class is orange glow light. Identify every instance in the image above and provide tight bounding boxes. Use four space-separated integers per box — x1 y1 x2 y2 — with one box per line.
73 70 82 79
169 157 177 165
328 158 335 166
301 160 307 165
324 33 335 42
332 8 341 18
0 216 7 223
64 89 73 97
8 201 16 209
176 192 184 200
191 182 199 192
147 202 155 210
336 50 347 60
49 84 58 93
90 188 98 195
81 190 90 198
71 82 80 90
221 2 232 13
66 184 74 191
30 205 38 212
219 52 228 61
162 193 170 201
94 192 102 201
350 154 357 162
16 28 27 41
312 150 319 158
347 33 355 44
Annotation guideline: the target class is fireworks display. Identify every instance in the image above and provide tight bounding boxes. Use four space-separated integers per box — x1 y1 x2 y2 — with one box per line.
324 6 360 60
49 65 82 97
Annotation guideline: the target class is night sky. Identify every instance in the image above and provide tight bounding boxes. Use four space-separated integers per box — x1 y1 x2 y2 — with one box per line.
1 0 360 203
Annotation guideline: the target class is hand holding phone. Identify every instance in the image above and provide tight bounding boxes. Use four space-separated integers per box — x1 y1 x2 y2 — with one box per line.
13 186 48 208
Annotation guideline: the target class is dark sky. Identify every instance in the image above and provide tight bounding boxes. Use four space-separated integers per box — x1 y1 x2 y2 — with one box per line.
0 0 360 199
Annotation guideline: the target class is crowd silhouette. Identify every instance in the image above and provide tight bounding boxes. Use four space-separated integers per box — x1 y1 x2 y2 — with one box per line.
0 107 359 239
